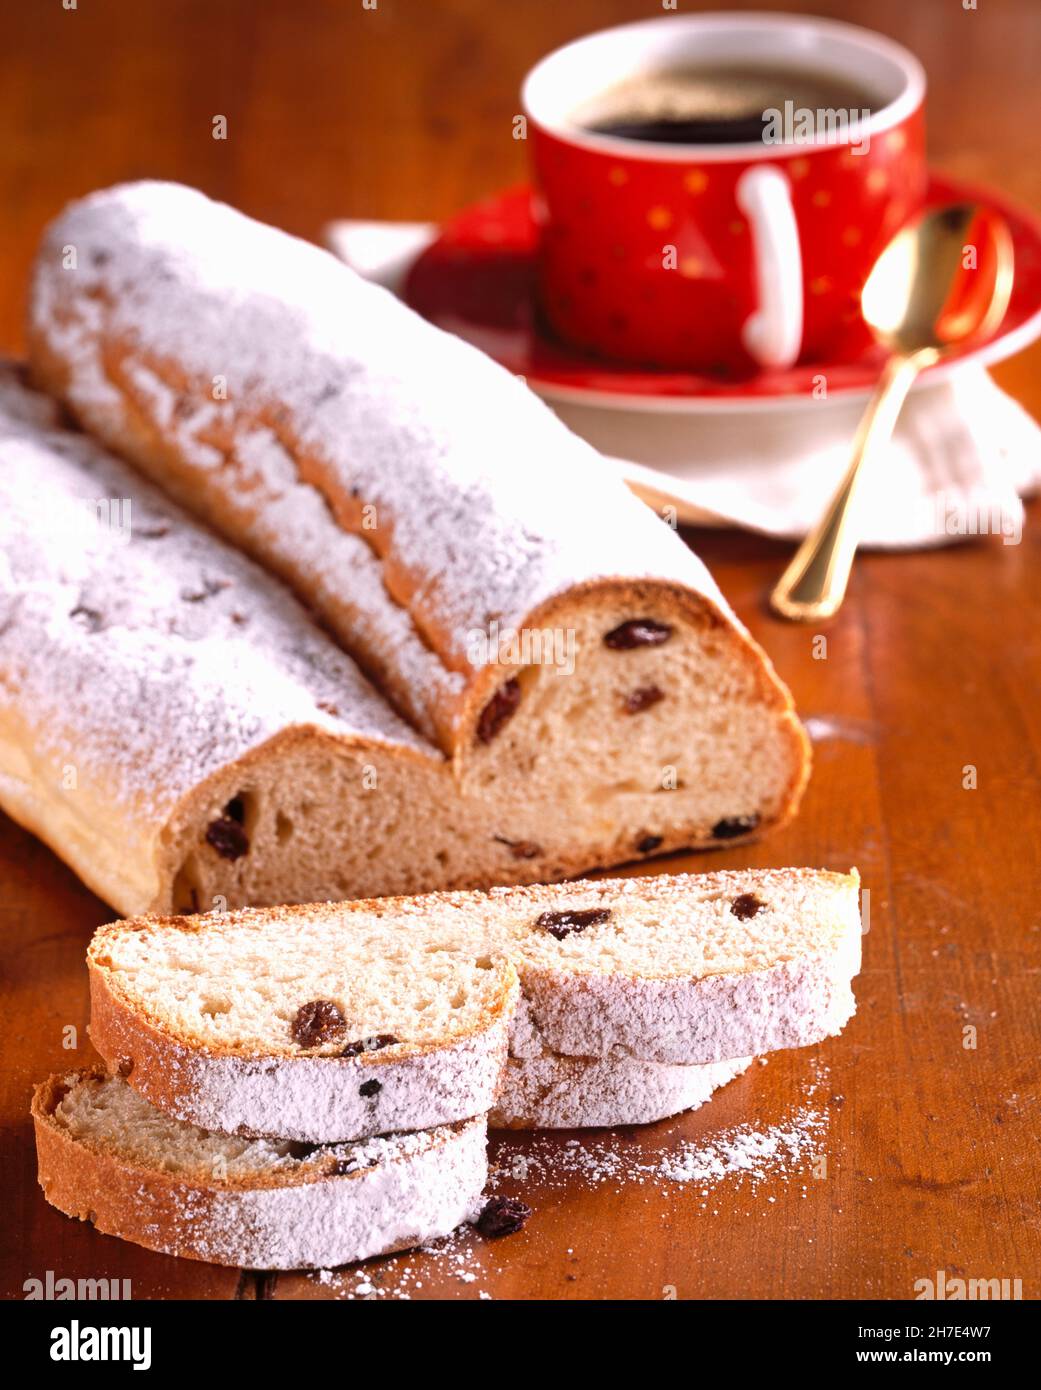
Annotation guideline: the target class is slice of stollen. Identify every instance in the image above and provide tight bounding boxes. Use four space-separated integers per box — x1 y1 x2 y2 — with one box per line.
88 908 518 1143
489 1053 754 1130
33 1070 486 1270
88 868 860 1141
501 867 861 1064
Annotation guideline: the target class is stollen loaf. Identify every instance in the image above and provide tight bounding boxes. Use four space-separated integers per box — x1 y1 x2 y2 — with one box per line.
29 181 810 868
1 365 805 911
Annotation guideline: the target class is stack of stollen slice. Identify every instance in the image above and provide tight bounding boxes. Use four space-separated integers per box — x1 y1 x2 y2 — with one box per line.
35 867 862 1269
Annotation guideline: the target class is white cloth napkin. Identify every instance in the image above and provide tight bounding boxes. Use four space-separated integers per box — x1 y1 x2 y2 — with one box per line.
326 218 1041 549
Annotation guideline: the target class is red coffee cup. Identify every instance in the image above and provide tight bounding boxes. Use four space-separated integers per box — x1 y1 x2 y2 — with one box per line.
522 13 927 373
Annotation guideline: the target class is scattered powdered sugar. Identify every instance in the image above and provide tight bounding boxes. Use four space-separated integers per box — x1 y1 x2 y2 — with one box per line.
308 1224 493 1300
655 1108 825 1186
486 1113 825 1193
491 1064 830 1198
297 1068 832 1297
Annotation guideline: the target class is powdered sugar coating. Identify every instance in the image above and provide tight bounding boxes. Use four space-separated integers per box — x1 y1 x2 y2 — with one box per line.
185 1125 486 1269
0 367 432 826
168 1030 509 1144
93 1001 514 1145
516 947 859 1065
36 1071 488 1270
116 355 464 743
491 1052 754 1129
30 182 736 729
54 1069 458 1177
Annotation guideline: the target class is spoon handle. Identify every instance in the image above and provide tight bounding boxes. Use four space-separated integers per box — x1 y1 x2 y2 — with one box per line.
769 348 938 623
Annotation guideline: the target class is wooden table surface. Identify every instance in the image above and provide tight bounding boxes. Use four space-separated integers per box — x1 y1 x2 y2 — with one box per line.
2 0 1039 1302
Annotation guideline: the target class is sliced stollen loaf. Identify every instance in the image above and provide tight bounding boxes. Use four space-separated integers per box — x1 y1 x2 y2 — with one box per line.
29 181 811 866
89 868 861 1140
88 907 518 1142
490 1053 754 1130
33 1070 487 1269
0 365 803 913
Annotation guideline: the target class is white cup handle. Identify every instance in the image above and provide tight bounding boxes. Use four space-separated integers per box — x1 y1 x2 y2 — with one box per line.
736 165 804 369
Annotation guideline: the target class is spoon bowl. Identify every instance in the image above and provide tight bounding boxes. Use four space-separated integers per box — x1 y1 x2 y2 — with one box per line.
862 203 1013 354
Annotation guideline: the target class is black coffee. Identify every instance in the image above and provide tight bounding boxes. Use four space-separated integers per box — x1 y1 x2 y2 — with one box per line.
575 64 876 145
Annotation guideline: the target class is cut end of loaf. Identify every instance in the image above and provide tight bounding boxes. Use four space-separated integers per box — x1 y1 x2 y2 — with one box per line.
458 579 810 844
155 582 811 916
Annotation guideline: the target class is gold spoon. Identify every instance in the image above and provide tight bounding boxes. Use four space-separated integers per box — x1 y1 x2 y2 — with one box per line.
770 202 1014 623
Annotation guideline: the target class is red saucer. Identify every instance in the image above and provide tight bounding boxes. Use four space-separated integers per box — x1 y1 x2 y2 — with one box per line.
404 175 1041 410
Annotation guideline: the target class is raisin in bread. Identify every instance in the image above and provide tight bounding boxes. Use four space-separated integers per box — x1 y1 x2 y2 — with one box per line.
88 868 860 1140
490 1053 754 1130
29 181 810 866
33 1070 486 1269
